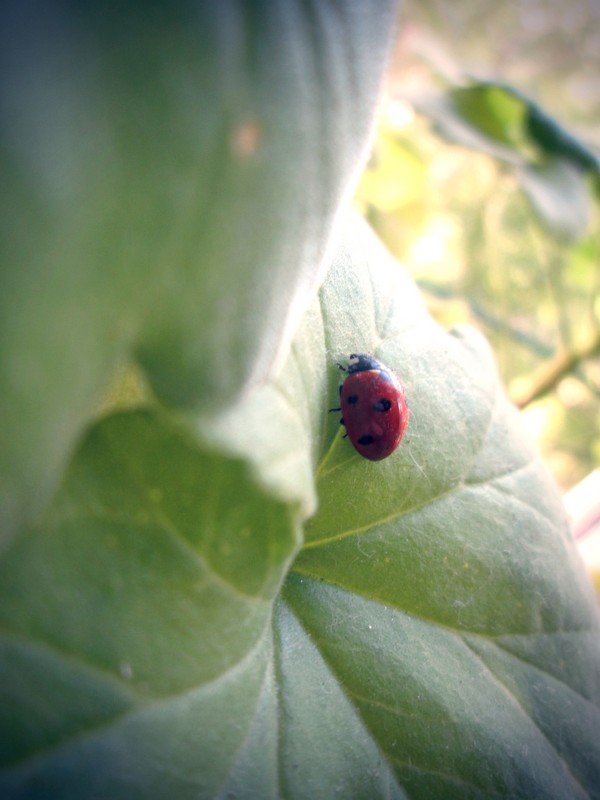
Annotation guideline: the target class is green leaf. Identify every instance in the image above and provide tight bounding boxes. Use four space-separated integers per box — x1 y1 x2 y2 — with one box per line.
415 86 526 165
450 84 526 147
2 215 599 798
0 0 399 544
0 410 295 795
422 80 600 175
415 79 600 237
525 100 600 175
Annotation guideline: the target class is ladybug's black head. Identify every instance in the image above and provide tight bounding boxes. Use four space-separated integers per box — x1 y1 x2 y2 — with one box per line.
347 353 382 374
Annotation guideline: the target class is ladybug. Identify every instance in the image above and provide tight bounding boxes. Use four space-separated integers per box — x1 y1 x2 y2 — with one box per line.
330 353 409 461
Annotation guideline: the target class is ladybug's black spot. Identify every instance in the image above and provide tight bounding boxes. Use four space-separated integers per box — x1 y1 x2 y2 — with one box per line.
347 394 359 405
339 418 345 426
373 398 392 412
357 435 375 446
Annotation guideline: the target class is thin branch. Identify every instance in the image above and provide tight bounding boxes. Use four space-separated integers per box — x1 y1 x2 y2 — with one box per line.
512 332 600 408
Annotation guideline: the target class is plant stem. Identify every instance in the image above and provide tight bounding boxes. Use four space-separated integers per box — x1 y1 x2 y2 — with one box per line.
513 332 600 408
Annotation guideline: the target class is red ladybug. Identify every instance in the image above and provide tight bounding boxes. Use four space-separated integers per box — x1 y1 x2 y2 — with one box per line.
331 353 409 461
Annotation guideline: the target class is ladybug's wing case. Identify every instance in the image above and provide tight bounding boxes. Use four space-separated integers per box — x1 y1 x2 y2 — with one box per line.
340 369 408 461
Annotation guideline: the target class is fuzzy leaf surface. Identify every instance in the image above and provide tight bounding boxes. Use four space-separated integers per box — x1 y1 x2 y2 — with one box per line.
0 0 398 543
1 217 599 798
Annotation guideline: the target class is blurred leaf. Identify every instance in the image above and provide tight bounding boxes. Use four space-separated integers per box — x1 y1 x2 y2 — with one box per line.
519 158 592 241
415 91 523 164
526 101 600 175
451 84 526 147
2 215 599 798
423 79 600 174
0 0 399 544
566 233 600 287
414 79 600 236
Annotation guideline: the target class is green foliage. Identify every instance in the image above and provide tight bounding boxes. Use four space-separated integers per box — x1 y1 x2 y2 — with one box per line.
420 80 600 240
451 84 526 148
2 3 600 799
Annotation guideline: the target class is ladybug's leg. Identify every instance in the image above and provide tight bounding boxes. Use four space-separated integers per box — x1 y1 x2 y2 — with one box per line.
327 407 345 428
328 384 343 412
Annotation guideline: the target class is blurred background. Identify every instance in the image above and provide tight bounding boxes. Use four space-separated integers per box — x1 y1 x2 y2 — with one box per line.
354 0 600 593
